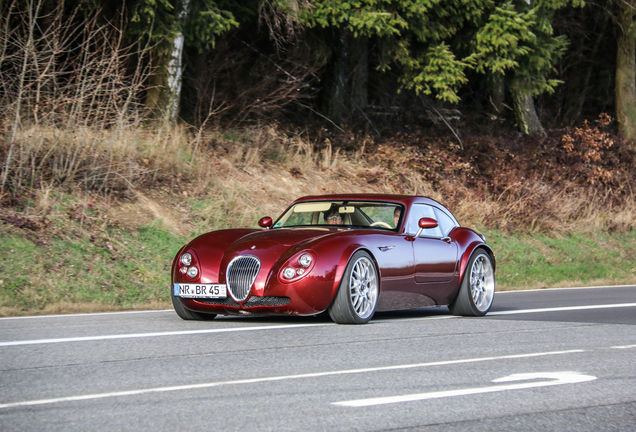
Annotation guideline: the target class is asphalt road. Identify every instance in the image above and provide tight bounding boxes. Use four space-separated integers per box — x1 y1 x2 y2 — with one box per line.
1 285 635 431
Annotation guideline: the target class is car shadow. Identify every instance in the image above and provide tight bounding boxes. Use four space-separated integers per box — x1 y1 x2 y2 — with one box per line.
373 306 453 321
211 306 454 325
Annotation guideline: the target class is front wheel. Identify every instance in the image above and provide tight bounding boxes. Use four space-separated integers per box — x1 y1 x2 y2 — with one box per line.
328 251 379 324
171 286 217 321
449 249 495 316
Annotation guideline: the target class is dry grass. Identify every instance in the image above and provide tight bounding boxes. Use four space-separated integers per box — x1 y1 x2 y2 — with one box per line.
1 122 636 315
2 121 635 237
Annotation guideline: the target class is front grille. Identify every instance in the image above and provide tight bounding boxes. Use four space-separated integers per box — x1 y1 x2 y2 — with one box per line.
226 255 261 302
244 296 291 307
196 297 240 307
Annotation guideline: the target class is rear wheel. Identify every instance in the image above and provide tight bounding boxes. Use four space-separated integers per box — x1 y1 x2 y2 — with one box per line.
328 251 379 324
171 286 217 321
449 249 495 316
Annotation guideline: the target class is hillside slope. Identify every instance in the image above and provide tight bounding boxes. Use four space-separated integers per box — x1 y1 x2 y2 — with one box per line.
1 122 635 315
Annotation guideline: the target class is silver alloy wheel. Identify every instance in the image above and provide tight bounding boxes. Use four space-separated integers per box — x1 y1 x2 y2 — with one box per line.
469 253 495 312
348 256 378 319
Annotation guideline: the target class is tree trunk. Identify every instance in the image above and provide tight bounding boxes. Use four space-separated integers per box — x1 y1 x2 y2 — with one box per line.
488 73 505 120
615 1 636 141
511 77 545 136
563 10 608 126
349 35 368 114
145 52 169 118
166 0 189 122
321 26 370 125
322 26 349 124
166 31 185 121
145 0 189 122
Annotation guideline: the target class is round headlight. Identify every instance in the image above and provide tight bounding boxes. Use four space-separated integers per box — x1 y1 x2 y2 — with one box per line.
181 253 192 266
282 267 296 279
187 266 198 278
298 253 312 268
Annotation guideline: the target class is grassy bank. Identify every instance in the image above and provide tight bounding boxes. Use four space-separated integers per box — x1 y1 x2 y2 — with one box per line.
1 221 635 317
486 229 636 290
1 192 634 317
1 123 635 316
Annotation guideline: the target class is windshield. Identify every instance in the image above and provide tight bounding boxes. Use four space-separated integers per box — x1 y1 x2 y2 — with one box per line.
273 200 403 230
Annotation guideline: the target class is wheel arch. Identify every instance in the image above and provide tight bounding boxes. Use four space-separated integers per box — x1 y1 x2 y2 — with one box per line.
329 244 381 302
458 242 495 284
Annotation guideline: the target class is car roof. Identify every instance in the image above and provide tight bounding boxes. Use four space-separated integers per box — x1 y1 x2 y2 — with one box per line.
293 194 442 207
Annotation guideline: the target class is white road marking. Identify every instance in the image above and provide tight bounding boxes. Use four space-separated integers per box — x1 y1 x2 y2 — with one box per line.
333 372 598 407
497 285 636 293
0 349 582 410
488 303 636 315
1 284 631 321
2 302 636 347
0 323 330 347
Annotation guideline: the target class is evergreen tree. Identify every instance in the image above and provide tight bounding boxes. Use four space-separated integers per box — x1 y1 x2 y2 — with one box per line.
467 1 584 135
296 0 581 132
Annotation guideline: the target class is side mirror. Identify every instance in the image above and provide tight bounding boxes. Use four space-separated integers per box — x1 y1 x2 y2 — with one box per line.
415 217 438 237
258 216 273 229
419 217 438 229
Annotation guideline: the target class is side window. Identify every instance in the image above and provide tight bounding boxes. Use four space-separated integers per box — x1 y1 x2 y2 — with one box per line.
406 204 443 238
434 207 457 236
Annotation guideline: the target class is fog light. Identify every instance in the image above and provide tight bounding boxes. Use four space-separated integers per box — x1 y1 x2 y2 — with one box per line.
296 268 305 276
283 267 296 279
181 253 192 266
179 267 188 275
187 266 198 278
298 253 312 268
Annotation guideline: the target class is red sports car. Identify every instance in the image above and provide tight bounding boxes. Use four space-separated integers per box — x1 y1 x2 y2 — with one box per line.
171 194 495 324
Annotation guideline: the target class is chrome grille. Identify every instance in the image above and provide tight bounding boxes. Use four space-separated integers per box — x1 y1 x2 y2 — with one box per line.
226 255 261 302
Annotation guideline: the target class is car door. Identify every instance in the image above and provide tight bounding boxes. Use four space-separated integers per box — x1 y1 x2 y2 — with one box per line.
407 204 458 283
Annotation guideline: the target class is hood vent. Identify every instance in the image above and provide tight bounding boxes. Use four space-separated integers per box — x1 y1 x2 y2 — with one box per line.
226 255 261 302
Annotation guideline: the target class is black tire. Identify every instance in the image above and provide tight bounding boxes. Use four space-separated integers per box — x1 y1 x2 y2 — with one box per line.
328 251 379 324
171 287 217 321
449 248 495 316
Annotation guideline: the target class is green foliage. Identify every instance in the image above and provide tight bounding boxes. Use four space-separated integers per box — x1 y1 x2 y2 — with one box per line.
301 1 411 37
466 3 537 75
128 0 179 48
126 0 250 54
184 1 257 51
401 43 469 103
300 0 488 102
299 0 583 103
467 1 583 95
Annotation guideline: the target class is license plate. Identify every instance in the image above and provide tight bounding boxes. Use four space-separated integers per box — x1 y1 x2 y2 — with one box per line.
174 283 227 298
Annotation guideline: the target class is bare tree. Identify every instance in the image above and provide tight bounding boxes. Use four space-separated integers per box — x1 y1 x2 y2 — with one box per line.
0 0 151 192
614 0 636 141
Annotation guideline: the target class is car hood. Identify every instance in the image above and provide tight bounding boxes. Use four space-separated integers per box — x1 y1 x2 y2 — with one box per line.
185 227 343 285
236 227 336 248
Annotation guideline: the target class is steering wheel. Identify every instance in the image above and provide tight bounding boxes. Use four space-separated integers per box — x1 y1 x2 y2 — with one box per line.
371 221 393 229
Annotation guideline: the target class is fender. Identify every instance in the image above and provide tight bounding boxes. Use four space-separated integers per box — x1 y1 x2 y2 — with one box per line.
329 243 378 302
459 241 495 283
